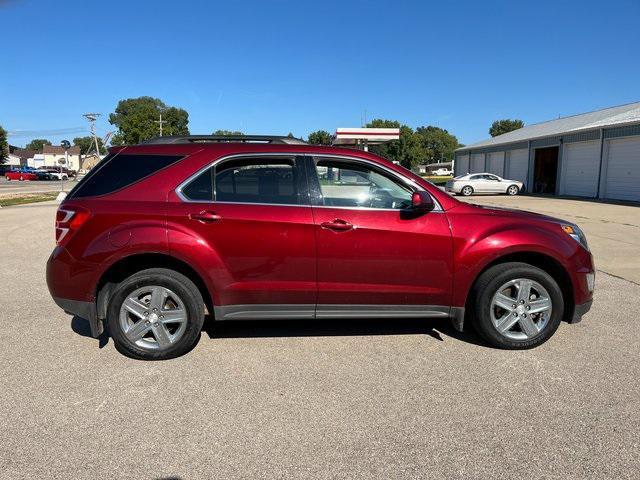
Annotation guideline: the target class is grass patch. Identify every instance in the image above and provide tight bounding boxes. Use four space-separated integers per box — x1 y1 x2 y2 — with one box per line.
423 175 453 186
0 192 59 207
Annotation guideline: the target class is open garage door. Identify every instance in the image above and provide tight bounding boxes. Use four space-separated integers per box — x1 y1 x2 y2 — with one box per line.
470 154 485 173
487 152 505 176
602 137 640 202
560 141 600 197
455 154 469 176
506 149 529 190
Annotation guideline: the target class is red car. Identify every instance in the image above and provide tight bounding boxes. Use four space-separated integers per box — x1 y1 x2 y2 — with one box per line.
46 135 594 360
5 170 38 181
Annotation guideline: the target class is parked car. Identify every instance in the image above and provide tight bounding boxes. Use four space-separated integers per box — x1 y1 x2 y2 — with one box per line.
432 168 453 176
47 135 594 360
5 169 38 181
39 168 69 180
446 173 523 196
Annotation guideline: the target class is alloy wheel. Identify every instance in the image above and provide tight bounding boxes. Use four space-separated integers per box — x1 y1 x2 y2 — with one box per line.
119 285 188 351
490 278 552 340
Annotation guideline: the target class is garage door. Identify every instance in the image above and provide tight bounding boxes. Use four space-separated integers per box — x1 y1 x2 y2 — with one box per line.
487 152 505 176
506 149 529 189
603 137 640 201
455 154 469 176
560 141 600 197
470 154 485 173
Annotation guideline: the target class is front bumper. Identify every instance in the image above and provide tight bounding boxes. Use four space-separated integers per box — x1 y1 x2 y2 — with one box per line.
52 296 102 337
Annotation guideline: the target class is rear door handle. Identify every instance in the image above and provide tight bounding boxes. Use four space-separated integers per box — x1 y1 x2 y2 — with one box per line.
189 211 222 223
320 219 354 232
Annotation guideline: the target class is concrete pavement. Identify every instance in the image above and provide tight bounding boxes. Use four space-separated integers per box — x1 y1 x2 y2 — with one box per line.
0 201 638 479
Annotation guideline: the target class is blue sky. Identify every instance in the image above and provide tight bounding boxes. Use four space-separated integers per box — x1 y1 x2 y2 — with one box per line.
1 0 639 148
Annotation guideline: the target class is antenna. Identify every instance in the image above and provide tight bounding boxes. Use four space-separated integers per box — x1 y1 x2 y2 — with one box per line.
82 113 102 156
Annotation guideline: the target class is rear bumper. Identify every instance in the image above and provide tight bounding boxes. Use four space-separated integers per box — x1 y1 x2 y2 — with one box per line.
52 296 102 337
570 299 593 324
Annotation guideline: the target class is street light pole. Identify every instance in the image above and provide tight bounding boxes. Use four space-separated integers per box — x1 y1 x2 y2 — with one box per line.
60 140 70 192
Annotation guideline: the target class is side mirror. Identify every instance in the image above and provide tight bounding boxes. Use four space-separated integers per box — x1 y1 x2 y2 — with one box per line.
410 191 435 212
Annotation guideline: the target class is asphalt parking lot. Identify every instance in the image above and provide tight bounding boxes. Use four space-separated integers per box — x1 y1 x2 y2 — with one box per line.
1 199 638 479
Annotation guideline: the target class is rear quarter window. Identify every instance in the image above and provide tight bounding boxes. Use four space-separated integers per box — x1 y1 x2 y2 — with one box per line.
69 153 183 198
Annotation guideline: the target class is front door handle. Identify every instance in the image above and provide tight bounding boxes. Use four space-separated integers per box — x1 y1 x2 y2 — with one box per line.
320 218 354 232
189 211 222 223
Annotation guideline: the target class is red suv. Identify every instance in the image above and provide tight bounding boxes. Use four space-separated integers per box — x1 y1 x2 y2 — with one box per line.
47 135 594 359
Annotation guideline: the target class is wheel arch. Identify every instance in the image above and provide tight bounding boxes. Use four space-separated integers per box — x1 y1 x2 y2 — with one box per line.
95 253 214 321
463 251 575 327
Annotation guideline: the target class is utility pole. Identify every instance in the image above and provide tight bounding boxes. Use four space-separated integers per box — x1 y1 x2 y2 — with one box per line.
82 113 102 157
154 113 167 136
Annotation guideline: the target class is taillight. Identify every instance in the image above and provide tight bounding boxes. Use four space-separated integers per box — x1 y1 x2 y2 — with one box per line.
55 206 90 245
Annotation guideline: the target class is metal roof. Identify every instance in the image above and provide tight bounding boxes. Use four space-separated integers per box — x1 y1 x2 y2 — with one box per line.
457 101 640 152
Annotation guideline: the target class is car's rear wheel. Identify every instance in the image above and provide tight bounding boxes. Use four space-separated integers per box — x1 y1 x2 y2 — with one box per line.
472 262 564 349
106 268 205 360
19 175 24 181
507 185 519 195
5 176 10 181
461 185 474 196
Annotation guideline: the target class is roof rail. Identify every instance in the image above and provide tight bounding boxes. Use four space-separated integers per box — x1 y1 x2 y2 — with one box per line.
142 135 308 145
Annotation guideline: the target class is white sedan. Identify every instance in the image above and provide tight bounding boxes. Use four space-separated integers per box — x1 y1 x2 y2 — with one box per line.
445 173 523 196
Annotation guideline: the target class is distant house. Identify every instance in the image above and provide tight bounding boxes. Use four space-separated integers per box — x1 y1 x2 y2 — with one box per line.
6 146 35 167
42 145 81 171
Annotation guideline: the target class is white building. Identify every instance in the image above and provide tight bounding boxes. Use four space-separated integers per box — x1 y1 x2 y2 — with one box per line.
42 145 82 171
454 102 640 202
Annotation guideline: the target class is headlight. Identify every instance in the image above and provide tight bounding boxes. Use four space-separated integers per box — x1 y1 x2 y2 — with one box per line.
561 224 589 251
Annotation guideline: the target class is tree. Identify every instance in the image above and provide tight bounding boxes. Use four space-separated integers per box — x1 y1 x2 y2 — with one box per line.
307 130 333 145
414 126 461 163
212 130 243 136
26 138 52 152
73 136 107 154
109 96 189 145
0 125 8 164
365 119 421 169
489 119 524 137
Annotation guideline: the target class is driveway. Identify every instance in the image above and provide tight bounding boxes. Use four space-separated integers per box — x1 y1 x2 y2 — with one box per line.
459 195 640 284
0 201 638 479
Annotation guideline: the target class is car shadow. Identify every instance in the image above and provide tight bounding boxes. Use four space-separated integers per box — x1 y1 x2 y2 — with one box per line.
69 315 489 351
71 316 109 349
203 315 488 347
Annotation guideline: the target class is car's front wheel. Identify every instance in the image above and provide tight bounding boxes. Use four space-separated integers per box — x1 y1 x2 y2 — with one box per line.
472 262 564 349
461 185 474 196
507 185 520 195
106 268 205 360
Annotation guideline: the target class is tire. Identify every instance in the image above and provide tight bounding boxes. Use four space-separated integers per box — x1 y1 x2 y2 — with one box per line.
461 185 474 196
19 176 24 181
106 268 205 360
5 176 10 181
472 262 564 349
507 185 519 196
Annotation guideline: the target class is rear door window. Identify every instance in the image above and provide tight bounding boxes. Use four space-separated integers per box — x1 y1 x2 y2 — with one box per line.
213 157 305 205
69 153 183 198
